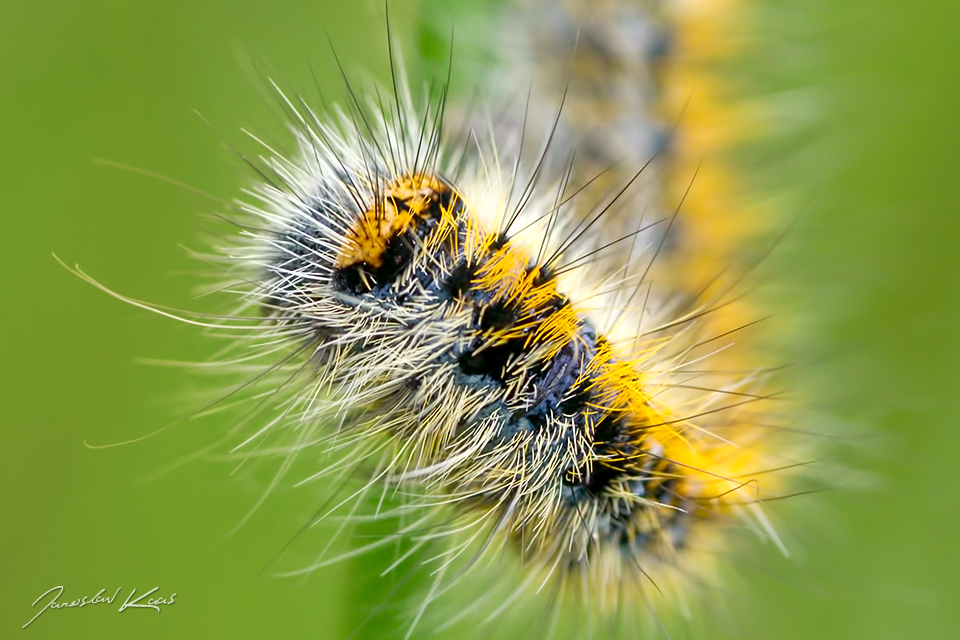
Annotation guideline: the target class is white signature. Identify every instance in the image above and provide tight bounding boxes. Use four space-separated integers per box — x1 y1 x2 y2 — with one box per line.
23 586 177 628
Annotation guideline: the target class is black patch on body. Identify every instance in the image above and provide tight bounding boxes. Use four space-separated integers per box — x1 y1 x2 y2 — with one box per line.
444 262 476 298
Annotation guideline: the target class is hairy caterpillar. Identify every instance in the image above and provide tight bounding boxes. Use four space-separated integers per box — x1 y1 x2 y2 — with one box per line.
65 0 800 637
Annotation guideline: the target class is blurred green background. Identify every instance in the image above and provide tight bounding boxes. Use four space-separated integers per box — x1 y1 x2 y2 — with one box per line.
2 0 959 638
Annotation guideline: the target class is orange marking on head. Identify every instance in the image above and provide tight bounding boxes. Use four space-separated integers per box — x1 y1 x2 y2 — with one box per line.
336 173 450 269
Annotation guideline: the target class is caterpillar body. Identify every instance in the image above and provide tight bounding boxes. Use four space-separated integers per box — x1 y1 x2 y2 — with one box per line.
200 36 787 631
77 0 798 636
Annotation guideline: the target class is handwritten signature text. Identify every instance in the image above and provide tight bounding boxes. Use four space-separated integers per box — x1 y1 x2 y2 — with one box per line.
23 585 177 628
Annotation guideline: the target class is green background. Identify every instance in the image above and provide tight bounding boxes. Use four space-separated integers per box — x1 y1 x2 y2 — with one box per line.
2 0 958 638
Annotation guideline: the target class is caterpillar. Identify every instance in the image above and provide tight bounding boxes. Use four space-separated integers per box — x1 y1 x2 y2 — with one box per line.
69 0 801 637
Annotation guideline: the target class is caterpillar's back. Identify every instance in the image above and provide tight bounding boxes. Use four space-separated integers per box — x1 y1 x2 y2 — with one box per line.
200 36 792 631
79 0 803 637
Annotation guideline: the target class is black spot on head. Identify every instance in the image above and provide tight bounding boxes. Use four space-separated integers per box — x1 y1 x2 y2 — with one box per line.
332 229 416 295
377 231 415 285
334 263 370 293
